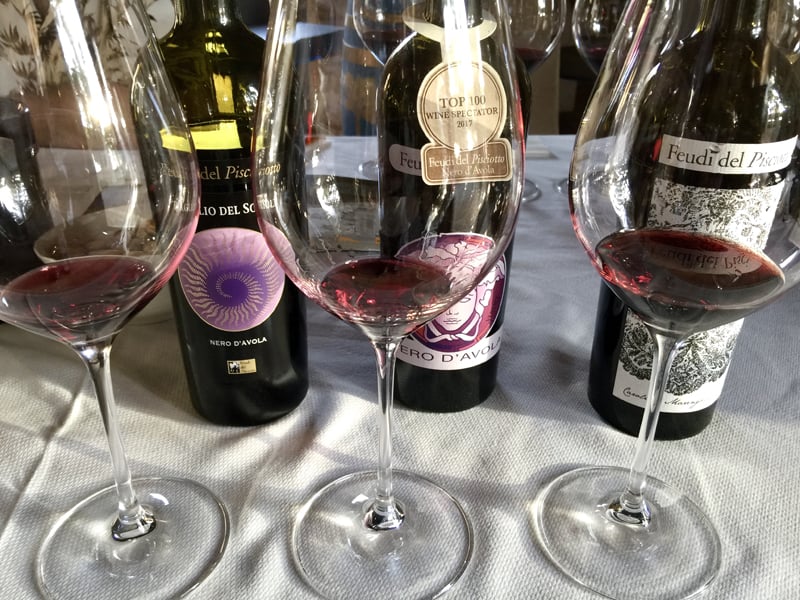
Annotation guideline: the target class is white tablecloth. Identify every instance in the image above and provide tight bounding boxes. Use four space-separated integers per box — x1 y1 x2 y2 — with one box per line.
0 136 798 599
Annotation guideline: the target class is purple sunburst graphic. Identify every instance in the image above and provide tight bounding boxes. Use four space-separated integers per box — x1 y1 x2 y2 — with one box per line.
179 228 284 331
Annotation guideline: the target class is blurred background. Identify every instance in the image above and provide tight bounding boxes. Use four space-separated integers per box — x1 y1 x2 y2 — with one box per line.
155 0 596 135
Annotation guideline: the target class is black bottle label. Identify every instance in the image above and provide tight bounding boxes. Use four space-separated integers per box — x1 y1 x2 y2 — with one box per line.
398 250 505 370
612 134 796 413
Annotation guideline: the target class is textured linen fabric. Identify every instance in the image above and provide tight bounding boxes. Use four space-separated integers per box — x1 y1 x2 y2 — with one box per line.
0 136 798 599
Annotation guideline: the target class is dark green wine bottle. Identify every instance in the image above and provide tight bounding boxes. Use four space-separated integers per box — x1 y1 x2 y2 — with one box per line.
588 0 800 438
160 0 308 426
378 0 525 412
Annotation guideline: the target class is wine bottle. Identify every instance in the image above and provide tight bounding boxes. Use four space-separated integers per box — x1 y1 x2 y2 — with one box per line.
587 0 800 438
160 0 308 426
378 0 524 411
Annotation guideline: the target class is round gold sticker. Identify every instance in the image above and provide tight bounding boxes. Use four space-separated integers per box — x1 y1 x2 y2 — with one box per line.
416 61 507 151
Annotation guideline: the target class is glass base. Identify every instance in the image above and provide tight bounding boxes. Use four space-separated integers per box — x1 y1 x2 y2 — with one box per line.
358 159 379 179
531 466 721 600
522 178 542 202
553 177 568 196
292 470 472 600
36 477 229 600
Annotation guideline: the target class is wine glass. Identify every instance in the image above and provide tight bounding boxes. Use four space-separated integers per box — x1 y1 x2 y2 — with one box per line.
353 0 409 65
254 0 523 597
508 0 566 202
572 0 625 74
553 0 625 196
0 2 228 598
351 0 409 177
532 1 800 598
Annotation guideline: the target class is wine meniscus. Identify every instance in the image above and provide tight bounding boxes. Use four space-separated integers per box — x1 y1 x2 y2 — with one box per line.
596 228 785 334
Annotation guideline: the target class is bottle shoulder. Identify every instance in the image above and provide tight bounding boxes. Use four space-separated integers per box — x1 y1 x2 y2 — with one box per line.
160 23 264 123
161 26 263 71
161 20 264 48
381 34 508 110
640 34 800 141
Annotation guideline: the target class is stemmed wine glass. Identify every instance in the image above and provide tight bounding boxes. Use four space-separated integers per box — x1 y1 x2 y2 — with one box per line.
351 0 409 177
572 0 625 74
353 0 409 65
533 1 800 599
0 2 227 598
254 0 523 597
553 0 625 195
508 0 566 202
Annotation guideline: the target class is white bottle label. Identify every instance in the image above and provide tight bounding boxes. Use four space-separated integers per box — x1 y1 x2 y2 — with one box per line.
613 135 794 413
398 253 506 370
389 144 422 175
658 135 796 174
613 317 742 412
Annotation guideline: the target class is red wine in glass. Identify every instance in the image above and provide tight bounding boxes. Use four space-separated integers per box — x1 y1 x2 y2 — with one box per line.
0 256 159 343
1 1 230 597
515 47 550 72
572 0 625 75
254 0 523 595
507 0 566 201
579 46 608 73
534 3 800 598
319 256 453 333
596 228 785 334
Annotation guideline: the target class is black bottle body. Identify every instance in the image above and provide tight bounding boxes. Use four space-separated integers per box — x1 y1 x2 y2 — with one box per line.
161 4 308 425
167 140 309 425
379 1 524 412
586 4 800 439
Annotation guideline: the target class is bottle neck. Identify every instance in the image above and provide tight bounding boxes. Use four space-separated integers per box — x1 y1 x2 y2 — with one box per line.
174 0 241 27
423 0 483 29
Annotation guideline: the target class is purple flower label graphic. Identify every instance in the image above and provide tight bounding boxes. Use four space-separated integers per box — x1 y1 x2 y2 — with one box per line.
179 228 284 332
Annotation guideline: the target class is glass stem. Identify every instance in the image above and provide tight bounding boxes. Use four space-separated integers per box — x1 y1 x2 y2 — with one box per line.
610 327 684 526
76 340 155 541
364 337 405 531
